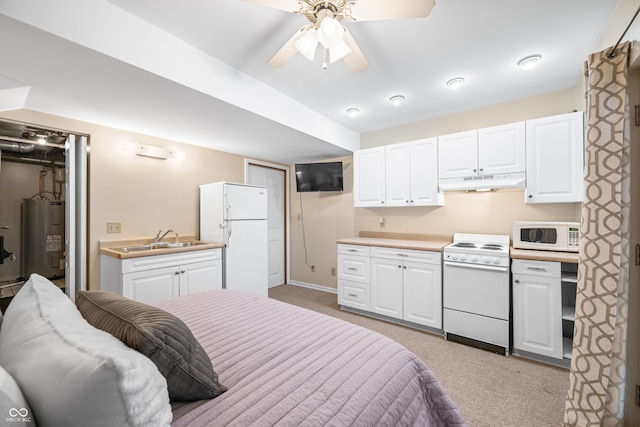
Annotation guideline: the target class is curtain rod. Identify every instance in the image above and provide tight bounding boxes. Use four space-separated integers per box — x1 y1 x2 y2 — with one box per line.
607 5 640 58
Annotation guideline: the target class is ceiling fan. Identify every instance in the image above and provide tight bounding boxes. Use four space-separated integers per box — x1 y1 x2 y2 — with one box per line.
240 0 436 72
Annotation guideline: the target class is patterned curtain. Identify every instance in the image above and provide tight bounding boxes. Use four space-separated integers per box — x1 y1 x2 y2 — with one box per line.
563 42 631 426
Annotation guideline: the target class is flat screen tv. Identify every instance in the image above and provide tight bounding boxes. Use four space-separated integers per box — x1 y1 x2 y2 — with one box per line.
295 161 343 192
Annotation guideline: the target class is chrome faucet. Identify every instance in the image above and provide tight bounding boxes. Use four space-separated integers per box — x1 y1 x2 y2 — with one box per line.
154 229 174 242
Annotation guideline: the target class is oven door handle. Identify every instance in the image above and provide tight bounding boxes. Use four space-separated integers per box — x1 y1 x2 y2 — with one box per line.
444 261 508 272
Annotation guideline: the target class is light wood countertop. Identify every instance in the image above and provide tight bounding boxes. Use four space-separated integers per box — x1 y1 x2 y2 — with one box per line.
510 248 579 263
99 234 224 259
337 232 452 252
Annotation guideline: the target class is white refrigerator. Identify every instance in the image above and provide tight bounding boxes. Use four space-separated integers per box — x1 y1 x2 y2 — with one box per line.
199 182 268 297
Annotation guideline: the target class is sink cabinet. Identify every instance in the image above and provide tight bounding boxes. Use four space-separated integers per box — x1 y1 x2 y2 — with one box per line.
100 249 222 305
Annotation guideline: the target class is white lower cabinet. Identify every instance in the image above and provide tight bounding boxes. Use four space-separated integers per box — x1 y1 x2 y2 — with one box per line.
100 249 222 305
339 244 442 330
512 259 576 362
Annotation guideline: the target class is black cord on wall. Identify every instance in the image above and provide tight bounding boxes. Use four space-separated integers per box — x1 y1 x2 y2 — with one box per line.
299 191 313 268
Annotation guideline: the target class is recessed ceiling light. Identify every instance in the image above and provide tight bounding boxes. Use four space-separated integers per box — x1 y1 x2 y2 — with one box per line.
517 54 542 70
446 77 465 90
389 95 405 106
346 107 360 117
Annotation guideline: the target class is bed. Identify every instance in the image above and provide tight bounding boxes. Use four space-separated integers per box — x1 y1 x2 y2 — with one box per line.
0 274 467 426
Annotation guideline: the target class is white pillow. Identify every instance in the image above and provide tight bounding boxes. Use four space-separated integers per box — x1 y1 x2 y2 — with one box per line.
0 274 172 427
0 365 36 426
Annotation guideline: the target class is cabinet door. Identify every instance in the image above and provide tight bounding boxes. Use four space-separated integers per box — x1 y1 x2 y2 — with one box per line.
123 266 180 304
180 260 222 296
354 147 386 207
513 273 563 359
403 261 442 329
437 130 478 179
478 121 525 175
371 258 403 319
525 111 584 204
385 143 411 207
409 138 443 206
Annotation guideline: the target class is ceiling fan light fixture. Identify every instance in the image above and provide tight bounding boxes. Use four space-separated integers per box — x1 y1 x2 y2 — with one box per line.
318 17 345 49
328 40 352 63
294 28 319 60
446 77 465 90
517 54 542 70
389 95 405 106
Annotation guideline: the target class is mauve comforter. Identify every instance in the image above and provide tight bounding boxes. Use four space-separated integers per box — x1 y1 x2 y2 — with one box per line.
157 290 467 427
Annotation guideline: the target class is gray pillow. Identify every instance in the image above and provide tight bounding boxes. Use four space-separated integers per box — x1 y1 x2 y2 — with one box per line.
76 290 226 402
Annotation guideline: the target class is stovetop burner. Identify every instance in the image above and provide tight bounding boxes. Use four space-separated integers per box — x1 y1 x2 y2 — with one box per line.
452 242 477 248
480 244 504 250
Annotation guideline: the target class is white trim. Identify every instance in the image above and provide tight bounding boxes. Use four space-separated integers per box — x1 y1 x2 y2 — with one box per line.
287 280 337 294
244 159 291 286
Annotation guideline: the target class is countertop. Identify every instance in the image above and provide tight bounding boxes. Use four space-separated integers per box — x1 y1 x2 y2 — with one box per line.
99 234 224 259
337 232 452 252
510 248 579 263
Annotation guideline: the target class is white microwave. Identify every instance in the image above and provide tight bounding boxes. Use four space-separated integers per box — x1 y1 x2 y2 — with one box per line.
513 221 580 252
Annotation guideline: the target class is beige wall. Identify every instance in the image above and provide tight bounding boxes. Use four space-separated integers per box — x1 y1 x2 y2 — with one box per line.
289 156 355 287
0 109 251 290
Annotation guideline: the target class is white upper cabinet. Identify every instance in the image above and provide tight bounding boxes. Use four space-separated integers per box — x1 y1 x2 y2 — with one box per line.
353 146 386 207
437 130 478 179
478 121 526 175
525 111 584 204
385 138 442 207
438 123 525 180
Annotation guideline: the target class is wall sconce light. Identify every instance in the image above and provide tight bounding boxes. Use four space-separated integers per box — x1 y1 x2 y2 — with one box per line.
132 143 182 160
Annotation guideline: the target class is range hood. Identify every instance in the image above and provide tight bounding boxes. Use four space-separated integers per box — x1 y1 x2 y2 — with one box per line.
438 172 526 192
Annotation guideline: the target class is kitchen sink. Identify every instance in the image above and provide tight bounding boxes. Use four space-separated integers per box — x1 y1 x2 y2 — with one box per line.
111 241 210 253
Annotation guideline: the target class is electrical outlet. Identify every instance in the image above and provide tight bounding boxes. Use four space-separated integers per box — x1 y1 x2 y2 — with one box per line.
106 221 122 233
311 265 315 272
331 267 336 276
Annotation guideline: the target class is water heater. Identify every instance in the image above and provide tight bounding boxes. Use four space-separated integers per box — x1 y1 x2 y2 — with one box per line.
21 199 65 279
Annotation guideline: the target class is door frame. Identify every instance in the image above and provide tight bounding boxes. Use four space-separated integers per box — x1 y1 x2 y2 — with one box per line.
244 159 290 286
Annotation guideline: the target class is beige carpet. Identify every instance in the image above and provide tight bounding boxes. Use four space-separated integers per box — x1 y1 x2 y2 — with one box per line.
269 284 569 427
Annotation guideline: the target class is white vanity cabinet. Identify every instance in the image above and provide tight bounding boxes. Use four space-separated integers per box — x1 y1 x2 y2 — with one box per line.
512 258 577 363
385 138 443 207
100 249 222 305
525 111 584 204
370 247 442 329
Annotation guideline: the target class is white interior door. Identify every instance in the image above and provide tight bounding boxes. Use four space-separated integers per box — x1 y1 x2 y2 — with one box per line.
247 162 286 287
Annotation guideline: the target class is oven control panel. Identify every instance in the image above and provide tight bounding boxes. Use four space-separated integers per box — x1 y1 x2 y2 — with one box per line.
443 251 510 268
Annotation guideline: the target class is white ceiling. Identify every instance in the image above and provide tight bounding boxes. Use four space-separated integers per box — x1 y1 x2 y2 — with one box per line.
0 0 627 164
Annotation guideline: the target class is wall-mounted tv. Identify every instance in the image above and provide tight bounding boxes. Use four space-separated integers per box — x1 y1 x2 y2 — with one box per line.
295 161 343 192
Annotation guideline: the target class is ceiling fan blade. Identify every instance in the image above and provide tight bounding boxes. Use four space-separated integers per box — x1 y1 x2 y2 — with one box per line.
267 26 308 67
238 0 303 14
342 29 368 73
347 0 435 21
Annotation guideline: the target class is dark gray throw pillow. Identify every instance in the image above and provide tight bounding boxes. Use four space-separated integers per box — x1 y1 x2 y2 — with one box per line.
76 290 226 402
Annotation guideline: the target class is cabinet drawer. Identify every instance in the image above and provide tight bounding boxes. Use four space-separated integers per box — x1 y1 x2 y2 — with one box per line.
511 259 560 278
338 244 370 257
338 280 370 311
121 249 221 273
337 254 370 283
371 246 440 264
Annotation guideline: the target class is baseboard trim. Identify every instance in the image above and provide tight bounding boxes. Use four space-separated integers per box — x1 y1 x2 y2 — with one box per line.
287 280 337 294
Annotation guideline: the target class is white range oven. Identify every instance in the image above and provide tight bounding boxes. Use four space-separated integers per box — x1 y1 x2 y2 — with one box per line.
443 233 510 355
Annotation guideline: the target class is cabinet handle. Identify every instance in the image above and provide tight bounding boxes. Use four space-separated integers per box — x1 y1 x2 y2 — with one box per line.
527 267 547 272
514 279 520 284
348 293 358 298
175 271 180 275
398 265 402 268
348 249 358 252
403 265 407 269
397 253 408 257
479 168 484 172
180 270 185 274
528 194 533 199
473 168 477 173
